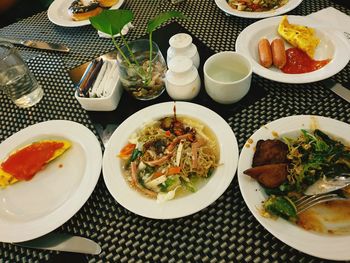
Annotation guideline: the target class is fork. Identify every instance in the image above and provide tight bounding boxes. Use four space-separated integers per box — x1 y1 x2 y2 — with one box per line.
294 193 347 214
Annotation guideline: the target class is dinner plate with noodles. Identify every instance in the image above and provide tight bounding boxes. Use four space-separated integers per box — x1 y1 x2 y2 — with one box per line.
238 115 350 260
215 0 302 18
0 120 102 242
103 102 239 219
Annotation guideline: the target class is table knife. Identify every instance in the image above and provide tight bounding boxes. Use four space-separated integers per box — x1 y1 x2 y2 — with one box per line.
0 36 69 53
323 78 350 103
14 233 101 255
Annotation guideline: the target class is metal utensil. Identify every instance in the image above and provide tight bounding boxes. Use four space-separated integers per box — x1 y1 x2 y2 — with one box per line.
323 78 350 103
295 192 345 214
14 233 101 255
0 36 69 53
304 174 350 196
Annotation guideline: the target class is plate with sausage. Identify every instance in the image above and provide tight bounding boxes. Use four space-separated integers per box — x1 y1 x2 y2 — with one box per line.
215 0 303 19
48 0 125 27
235 15 350 83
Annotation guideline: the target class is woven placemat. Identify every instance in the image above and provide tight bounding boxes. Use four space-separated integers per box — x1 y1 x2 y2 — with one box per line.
0 0 349 262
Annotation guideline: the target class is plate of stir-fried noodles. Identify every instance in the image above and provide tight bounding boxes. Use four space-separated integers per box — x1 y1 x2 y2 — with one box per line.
103 102 239 219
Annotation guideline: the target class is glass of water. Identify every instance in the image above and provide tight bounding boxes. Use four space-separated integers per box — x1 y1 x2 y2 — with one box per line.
0 42 43 108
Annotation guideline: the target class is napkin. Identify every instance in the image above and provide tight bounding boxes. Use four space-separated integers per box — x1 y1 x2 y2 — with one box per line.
307 7 350 41
97 23 134 38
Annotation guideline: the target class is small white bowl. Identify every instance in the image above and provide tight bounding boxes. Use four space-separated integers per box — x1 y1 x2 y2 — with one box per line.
203 51 252 104
75 78 123 111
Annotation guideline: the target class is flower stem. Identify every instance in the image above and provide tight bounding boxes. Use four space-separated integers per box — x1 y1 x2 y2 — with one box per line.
120 33 140 68
148 32 153 81
112 34 147 81
111 35 132 67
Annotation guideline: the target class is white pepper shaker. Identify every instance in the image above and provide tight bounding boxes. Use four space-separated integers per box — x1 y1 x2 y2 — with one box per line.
165 56 201 100
167 33 200 69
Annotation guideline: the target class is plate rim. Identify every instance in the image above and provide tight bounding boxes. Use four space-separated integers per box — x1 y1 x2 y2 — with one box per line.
0 120 102 242
215 0 303 18
47 0 125 27
235 15 350 83
237 115 350 260
102 101 239 219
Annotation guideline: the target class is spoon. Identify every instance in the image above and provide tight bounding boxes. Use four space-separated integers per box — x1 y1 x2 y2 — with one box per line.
304 174 350 196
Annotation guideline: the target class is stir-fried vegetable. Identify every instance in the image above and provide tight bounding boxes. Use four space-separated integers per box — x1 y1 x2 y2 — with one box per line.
283 129 350 192
227 0 288 12
259 129 350 219
263 195 297 221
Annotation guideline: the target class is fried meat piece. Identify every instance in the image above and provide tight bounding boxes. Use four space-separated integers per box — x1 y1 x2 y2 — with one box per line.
244 163 288 188
252 139 288 167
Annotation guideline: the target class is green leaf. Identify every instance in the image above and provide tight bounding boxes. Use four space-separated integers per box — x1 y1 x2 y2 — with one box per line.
147 11 186 33
89 9 133 36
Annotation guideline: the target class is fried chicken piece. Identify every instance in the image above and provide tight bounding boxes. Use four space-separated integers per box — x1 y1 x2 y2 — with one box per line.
252 139 289 167
244 163 288 188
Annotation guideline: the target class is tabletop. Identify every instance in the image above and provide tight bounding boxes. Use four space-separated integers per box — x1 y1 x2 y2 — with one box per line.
0 0 350 262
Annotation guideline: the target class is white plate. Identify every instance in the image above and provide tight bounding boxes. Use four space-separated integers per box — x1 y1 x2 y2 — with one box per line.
215 0 302 18
103 102 239 219
0 120 102 242
238 115 350 261
235 15 350 83
48 0 125 27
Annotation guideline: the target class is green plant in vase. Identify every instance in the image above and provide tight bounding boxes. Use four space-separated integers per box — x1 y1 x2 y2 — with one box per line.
90 10 186 100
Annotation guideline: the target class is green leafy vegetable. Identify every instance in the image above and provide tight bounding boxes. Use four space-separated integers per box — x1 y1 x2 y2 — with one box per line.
263 195 297 221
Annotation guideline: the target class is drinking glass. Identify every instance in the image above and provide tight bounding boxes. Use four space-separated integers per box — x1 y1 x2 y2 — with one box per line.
0 42 43 108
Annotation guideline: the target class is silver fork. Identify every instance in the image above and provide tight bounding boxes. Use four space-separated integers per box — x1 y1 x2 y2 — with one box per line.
294 193 346 214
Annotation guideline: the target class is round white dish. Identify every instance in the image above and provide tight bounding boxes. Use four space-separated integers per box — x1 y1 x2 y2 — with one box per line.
235 15 350 83
103 101 239 219
215 0 303 19
238 115 350 261
0 120 102 242
47 0 125 27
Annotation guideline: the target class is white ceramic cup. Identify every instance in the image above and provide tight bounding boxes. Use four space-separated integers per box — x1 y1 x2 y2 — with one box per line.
204 51 252 104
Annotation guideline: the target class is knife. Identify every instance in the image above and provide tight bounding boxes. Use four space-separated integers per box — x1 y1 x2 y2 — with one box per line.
323 78 350 103
13 233 101 255
0 36 69 53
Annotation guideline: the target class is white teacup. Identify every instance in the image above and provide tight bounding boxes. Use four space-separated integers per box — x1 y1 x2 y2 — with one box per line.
204 51 252 104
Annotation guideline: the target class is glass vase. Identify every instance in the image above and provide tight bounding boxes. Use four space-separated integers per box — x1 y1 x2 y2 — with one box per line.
117 39 167 100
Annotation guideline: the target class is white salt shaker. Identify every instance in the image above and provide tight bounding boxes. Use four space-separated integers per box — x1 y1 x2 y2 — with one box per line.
167 33 200 69
165 56 201 100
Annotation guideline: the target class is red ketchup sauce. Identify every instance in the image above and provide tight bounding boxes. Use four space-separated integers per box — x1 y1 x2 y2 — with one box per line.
281 47 331 74
1 141 64 181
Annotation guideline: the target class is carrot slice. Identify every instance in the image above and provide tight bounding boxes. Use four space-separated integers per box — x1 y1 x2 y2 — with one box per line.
168 166 181 175
119 143 136 158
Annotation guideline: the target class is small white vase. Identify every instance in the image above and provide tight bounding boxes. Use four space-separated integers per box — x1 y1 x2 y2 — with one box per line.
165 56 201 101
167 33 200 69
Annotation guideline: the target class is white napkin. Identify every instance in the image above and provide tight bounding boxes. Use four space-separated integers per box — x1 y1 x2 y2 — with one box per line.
307 7 350 41
89 60 119 98
98 22 134 38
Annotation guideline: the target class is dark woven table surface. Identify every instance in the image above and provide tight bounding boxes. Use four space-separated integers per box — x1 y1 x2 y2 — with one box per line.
0 0 349 262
